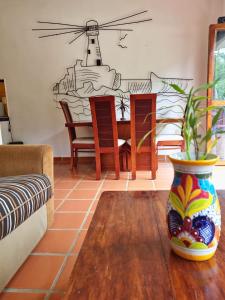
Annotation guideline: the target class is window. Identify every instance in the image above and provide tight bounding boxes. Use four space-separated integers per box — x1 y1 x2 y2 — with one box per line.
208 23 225 164
88 49 91 54
96 59 101 66
91 39 95 44
214 30 225 100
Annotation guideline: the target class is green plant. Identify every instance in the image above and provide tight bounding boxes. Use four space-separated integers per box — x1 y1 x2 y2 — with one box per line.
215 51 225 99
138 80 225 160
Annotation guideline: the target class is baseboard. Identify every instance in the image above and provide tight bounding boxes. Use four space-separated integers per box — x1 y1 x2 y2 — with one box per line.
54 157 95 164
54 155 168 168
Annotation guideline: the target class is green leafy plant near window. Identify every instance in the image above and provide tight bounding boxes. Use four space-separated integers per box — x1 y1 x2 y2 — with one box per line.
138 80 225 160
215 51 225 99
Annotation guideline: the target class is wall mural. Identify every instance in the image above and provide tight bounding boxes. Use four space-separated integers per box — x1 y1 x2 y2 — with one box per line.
33 10 193 132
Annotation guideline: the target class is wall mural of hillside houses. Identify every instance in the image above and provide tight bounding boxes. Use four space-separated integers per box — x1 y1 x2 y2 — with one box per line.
33 10 193 133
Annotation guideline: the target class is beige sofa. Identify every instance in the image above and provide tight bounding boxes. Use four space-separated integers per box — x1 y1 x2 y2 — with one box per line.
0 145 54 291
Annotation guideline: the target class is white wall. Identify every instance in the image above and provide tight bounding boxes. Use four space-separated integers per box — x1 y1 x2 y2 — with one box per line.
223 0 225 13
0 0 222 156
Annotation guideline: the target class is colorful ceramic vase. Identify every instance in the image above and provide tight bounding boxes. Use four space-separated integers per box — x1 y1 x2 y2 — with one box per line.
168 153 221 261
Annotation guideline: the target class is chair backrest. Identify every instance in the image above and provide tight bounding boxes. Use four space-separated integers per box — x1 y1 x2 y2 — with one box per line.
130 94 157 150
89 96 118 150
59 101 76 142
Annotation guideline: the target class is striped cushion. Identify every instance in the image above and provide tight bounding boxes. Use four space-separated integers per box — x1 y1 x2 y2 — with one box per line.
0 174 52 240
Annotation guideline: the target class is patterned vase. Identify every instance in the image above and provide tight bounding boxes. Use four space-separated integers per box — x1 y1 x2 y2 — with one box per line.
168 153 221 261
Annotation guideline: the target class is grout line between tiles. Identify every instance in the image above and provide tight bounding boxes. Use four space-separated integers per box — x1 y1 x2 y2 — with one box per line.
55 188 78 190
48 228 87 231
44 171 107 300
55 176 85 212
54 177 60 183
55 210 92 213
54 201 64 211
125 172 129 191
152 180 156 191
56 199 95 201
61 197 97 200
31 252 77 256
2 287 62 294
55 211 91 214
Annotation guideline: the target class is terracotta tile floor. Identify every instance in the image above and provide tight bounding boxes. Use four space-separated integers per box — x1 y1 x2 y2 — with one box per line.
1 159 224 300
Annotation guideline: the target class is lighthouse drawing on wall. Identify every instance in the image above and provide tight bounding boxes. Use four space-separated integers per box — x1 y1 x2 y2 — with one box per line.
86 20 102 66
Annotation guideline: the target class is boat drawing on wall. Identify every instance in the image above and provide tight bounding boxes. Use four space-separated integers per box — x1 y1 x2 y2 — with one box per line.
33 11 193 122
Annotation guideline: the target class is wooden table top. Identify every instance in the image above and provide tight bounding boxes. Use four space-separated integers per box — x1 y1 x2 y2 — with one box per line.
67 118 183 127
64 190 225 300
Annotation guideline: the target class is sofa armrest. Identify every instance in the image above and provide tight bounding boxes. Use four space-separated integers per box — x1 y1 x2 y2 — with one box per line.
0 144 53 182
0 144 54 227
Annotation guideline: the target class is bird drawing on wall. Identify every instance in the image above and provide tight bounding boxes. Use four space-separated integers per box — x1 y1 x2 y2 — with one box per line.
118 32 128 49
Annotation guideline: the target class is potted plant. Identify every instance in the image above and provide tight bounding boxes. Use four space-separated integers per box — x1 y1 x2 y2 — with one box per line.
140 80 225 261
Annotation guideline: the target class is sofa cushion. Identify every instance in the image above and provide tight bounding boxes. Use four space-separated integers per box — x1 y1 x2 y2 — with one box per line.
0 174 52 240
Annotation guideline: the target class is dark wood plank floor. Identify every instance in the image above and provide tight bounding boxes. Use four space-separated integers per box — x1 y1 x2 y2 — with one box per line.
64 190 225 300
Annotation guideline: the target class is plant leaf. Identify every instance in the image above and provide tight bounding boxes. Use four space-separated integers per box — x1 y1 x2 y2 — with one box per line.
137 130 151 152
194 80 219 94
192 96 208 101
215 130 225 135
200 128 212 144
212 108 223 127
167 83 186 94
197 106 221 113
200 139 218 160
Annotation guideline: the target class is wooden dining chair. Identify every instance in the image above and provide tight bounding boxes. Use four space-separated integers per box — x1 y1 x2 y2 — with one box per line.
59 101 95 170
127 94 157 180
89 96 126 180
156 118 185 156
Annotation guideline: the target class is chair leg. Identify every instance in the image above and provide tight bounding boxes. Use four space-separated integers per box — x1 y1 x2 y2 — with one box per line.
74 149 78 168
95 153 101 180
152 168 156 180
151 151 157 180
70 149 75 170
114 150 120 180
122 150 127 171
131 150 136 180
126 149 131 172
